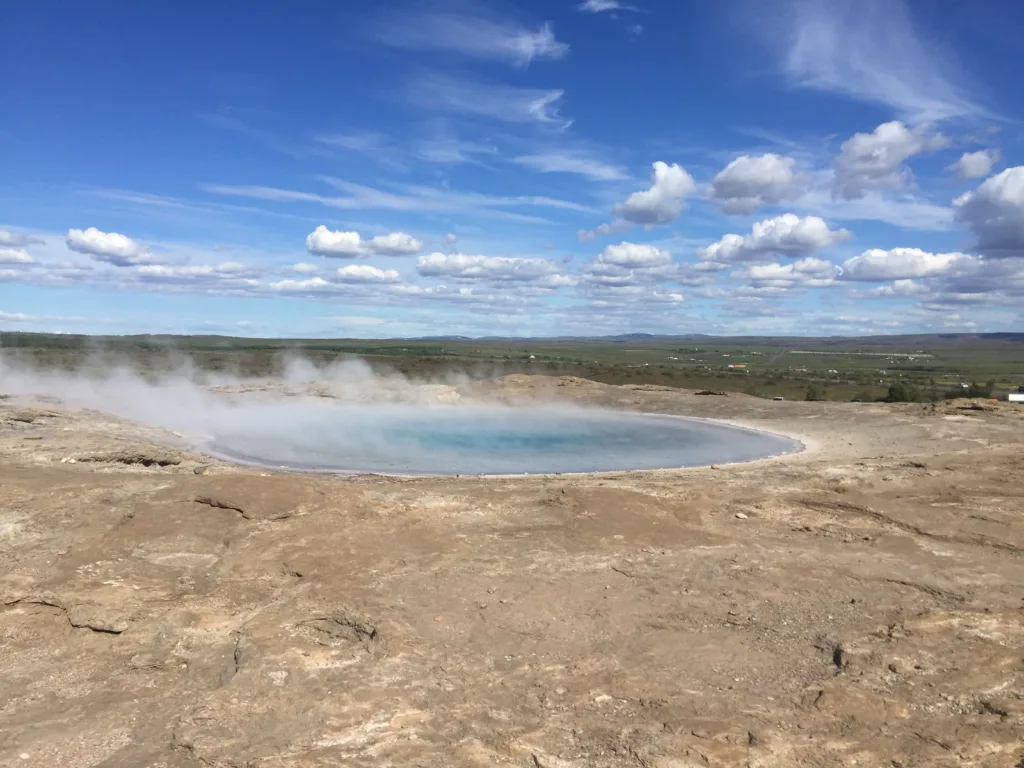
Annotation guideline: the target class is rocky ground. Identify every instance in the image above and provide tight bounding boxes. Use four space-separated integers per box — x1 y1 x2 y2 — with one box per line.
2 375 1024 767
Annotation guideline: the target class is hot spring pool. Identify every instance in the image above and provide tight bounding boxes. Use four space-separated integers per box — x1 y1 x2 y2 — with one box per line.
201 403 801 475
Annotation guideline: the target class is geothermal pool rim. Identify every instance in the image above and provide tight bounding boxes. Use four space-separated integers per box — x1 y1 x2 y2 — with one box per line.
197 404 805 477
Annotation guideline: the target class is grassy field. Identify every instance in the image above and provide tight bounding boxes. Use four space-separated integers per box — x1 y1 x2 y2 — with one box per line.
2 330 1024 402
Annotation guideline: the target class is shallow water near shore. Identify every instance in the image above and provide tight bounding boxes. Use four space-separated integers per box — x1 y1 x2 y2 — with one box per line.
203 402 802 475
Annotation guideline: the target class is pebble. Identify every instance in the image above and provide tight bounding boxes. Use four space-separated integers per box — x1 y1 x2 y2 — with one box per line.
735 512 748 520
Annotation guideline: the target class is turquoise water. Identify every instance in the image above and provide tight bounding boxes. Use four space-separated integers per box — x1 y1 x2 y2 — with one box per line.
205 403 800 475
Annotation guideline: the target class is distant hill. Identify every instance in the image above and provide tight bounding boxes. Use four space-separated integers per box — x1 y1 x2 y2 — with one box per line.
1 329 1023 347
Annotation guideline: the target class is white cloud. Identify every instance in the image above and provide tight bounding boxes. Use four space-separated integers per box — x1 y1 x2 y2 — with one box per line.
205 178 590 224
305 226 424 258
416 252 567 283
865 279 929 297
576 221 630 243
948 149 999 180
930 255 1024 301
390 282 547 307
953 166 1024 256
615 161 696 225
408 74 571 129
370 9 568 67
512 151 627 181
306 227 362 257
366 232 424 256
698 214 852 263
442 233 458 246
314 131 409 171
577 0 627 11
577 242 690 292
65 227 158 266
414 135 498 165
709 153 802 213
738 257 842 289
335 265 401 283
291 262 319 274
268 276 337 294
134 262 256 285
0 247 35 265
595 242 671 269
793 188 954 232
0 310 34 322
842 248 973 281
833 121 948 200
0 229 44 248
761 0 986 122
317 129 498 169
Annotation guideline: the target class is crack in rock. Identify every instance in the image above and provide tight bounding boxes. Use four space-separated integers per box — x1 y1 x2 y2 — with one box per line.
5 595 127 634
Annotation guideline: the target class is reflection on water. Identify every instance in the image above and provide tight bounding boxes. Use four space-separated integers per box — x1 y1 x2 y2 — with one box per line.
206 403 800 475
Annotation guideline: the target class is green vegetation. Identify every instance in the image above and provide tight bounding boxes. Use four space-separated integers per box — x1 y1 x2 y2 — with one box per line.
2 330 1023 403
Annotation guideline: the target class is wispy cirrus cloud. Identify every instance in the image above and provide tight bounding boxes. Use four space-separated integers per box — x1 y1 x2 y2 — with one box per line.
200 176 594 224
512 150 628 181
576 0 637 14
368 4 568 67
407 74 572 130
750 0 990 122
315 126 498 168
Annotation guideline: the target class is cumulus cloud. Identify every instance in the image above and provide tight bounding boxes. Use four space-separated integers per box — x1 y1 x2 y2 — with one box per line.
369 8 568 67
841 248 973 281
577 242 687 291
952 166 1024 256
267 276 339 294
0 229 44 248
335 265 401 283
305 226 424 258
737 257 842 289
948 150 999 180
833 121 948 200
709 154 803 213
865 279 929 298
928 255 1024 301
595 242 671 269
0 248 35 265
65 227 158 266
577 221 630 243
366 232 424 256
698 214 851 263
134 262 256 285
291 263 319 274
616 162 696 225
416 252 568 284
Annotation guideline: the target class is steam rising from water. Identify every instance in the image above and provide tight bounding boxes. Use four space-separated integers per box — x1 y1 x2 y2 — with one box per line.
0 353 800 475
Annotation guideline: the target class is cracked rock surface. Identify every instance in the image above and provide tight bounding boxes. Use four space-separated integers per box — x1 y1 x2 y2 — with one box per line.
2 376 1024 767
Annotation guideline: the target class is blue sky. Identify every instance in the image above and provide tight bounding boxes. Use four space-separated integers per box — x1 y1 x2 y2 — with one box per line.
2 0 1023 338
